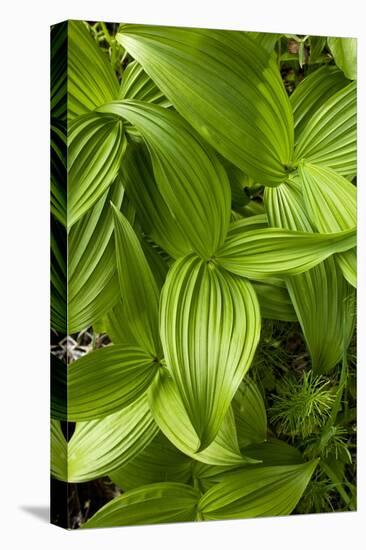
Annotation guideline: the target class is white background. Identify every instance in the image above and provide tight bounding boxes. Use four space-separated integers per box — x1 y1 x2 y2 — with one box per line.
1 0 365 548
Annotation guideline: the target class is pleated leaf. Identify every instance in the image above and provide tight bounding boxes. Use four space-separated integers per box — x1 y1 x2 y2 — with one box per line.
98 100 231 257
51 354 67 421
68 112 127 227
83 483 200 528
216 223 356 280
265 178 355 373
199 460 318 520
68 20 119 119
50 216 66 333
112 206 161 356
50 22 67 121
68 394 158 482
118 60 170 106
160 254 261 449
193 439 303 493
120 143 192 258
290 65 349 141
294 81 356 177
328 37 357 80
233 378 267 448
109 432 192 491
149 369 254 466
299 163 356 287
50 120 67 227
50 420 67 482
251 280 297 322
116 25 294 185
68 345 159 421
68 179 132 334
241 439 304 465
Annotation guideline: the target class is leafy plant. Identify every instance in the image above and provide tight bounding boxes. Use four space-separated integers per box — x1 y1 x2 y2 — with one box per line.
50 21 357 528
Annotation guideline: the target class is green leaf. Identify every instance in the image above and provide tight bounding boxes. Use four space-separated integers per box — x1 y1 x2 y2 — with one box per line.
82 483 200 528
68 394 158 482
265 178 355 373
68 20 119 119
120 143 192 258
68 112 127 227
251 280 297 322
299 163 356 287
99 100 231 257
247 31 282 53
116 25 293 186
294 81 356 177
50 120 67 227
50 420 67 481
328 37 357 80
233 378 267 448
68 179 133 334
159 254 260 448
216 222 356 280
149 369 254 466
118 60 170 106
290 65 349 141
109 432 192 491
242 439 304 465
68 345 159 421
199 460 318 519
51 354 67 421
193 439 303 492
112 206 161 356
51 22 67 121
50 216 66 333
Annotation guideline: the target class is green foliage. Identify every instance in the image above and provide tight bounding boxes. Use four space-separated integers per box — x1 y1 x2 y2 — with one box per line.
50 21 357 528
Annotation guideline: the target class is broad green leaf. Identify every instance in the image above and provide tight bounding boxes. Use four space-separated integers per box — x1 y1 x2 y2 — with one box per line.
98 100 231 257
233 379 267 448
112 206 161 356
68 345 159 421
294 81 356 177
50 120 67 227
120 143 192 258
290 65 349 140
83 483 200 528
159 254 260 448
51 22 67 121
199 460 318 519
193 439 303 492
216 223 356 280
251 280 297 322
241 439 304 465
51 354 67 421
149 369 255 466
68 112 127 227
308 36 327 64
68 20 119 119
68 179 133 334
68 394 158 482
51 216 66 333
328 37 357 80
109 432 192 491
247 31 282 53
299 163 356 287
117 25 294 185
265 178 355 373
104 301 140 346
51 420 67 481
118 60 170 106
